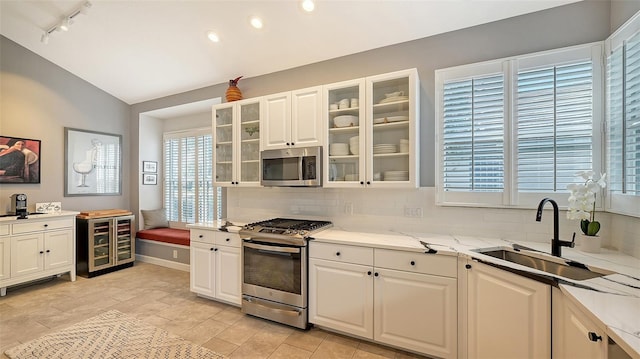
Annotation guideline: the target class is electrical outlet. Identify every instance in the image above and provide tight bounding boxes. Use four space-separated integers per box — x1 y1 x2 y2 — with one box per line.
403 207 423 217
344 202 353 215
172 249 178 259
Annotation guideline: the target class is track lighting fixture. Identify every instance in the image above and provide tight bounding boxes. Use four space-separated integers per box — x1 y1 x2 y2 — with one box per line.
41 1 91 44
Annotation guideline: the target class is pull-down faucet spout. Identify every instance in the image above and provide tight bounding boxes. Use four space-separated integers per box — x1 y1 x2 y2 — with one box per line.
536 198 575 257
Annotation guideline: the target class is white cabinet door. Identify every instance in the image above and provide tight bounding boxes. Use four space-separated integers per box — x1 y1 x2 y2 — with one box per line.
190 241 216 298
44 230 73 270
466 261 551 359
215 245 241 305
0 236 10 281
309 258 374 339
291 86 323 148
552 288 605 359
10 233 44 277
262 92 292 150
374 268 457 359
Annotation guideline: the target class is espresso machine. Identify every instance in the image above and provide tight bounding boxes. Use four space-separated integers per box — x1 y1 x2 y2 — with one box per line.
10 193 28 217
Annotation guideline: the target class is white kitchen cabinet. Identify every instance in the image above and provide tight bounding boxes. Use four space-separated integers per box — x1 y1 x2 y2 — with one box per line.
324 69 419 188
1 215 77 297
189 228 241 306
262 86 323 150
463 260 550 359
552 287 606 359
213 98 261 187
309 242 457 359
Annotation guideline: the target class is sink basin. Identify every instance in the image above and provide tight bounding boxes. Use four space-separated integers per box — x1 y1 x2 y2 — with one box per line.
473 247 614 281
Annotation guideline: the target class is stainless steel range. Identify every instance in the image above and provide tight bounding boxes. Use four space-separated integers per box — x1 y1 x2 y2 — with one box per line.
239 218 332 329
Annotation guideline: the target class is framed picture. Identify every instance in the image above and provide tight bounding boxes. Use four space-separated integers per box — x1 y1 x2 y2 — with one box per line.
64 128 122 196
142 173 157 185
142 161 157 173
0 135 41 183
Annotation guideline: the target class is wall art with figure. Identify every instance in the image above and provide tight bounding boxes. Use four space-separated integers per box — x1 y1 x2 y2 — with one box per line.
64 128 122 196
0 135 41 183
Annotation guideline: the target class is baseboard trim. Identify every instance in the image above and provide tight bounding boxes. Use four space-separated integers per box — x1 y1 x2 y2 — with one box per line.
135 254 190 272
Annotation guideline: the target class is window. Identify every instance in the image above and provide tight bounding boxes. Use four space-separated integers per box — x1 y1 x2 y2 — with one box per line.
164 129 221 223
606 12 640 217
436 43 603 208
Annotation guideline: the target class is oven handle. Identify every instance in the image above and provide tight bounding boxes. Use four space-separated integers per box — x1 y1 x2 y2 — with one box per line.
243 297 301 317
243 241 300 254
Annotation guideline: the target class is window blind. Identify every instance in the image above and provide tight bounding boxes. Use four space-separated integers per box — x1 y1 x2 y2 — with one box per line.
163 131 217 223
442 74 505 192
625 31 640 195
517 61 594 192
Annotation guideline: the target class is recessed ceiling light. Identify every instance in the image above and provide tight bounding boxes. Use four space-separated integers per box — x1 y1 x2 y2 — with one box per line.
250 16 263 29
302 0 315 12
207 31 220 43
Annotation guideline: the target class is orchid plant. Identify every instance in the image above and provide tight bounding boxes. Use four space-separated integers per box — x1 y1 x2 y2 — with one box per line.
566 171 607 236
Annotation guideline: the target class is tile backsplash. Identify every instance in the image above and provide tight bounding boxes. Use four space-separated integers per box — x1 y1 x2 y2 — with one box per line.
227 187 640 259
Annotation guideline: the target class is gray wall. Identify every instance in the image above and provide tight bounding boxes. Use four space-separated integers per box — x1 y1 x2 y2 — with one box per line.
0 36 130 213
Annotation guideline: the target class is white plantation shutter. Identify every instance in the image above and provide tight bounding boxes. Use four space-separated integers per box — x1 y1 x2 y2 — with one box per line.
163 129 218 223
442 75 504 192
608 46 625 193
517 61 594 192
624 31 640 195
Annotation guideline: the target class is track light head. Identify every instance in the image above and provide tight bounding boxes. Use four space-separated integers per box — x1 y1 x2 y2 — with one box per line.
60 18 72 31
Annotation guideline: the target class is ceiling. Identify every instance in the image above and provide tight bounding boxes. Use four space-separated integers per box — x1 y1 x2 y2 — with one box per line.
1 0 580 105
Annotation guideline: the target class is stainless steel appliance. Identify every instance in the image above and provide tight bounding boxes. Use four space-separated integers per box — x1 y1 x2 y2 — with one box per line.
76 215 136 277
261 146 322 187
9 193 28 217
240 218 332 329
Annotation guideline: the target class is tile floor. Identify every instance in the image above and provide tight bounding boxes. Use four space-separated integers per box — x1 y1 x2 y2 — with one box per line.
0 262 429 358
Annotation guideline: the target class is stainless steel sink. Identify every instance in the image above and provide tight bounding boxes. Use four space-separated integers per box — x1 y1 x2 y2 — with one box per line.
473 247 614 281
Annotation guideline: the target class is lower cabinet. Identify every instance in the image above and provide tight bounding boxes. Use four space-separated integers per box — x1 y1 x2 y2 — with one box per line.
309 242 457 359
463 260 550 359
552 287 606 358
190 228 241 306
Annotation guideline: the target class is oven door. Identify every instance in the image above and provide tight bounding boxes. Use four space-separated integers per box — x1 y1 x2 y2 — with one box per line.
242 240 307 308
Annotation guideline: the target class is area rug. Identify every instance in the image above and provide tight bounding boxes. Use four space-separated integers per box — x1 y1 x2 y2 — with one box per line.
4 310 226 359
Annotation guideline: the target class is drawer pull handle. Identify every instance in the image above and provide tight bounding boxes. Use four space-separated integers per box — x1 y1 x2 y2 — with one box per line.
465 264 472 269
410 261 415 266
374 272 379 277
588 332 602 342
210 247 215 251
336 251 341 256
39 251 44 254
46 249 50 253
214 248 218 252
199 235 204 238
44 224 49 228
226 238 230 242
367 271 372 276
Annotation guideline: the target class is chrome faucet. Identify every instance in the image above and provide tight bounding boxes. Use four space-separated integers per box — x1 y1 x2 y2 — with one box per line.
536 198 575 257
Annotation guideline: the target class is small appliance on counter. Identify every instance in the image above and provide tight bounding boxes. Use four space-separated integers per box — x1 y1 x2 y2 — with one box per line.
9 193 28 218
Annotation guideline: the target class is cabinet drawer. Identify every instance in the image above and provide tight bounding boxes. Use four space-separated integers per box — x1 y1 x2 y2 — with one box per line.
310 241 373 266
374 249 457 278
190 229 215 244
12 218 74 235
0 224 8 236
214 231 241 248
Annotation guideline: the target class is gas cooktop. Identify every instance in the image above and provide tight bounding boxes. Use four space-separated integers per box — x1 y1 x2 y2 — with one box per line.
240 217 333 246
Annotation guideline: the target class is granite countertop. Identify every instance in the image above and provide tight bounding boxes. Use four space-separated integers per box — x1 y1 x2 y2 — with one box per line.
0 210 80 223
312 227 640 358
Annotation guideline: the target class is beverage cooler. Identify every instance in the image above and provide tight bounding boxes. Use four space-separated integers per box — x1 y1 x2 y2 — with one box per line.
76 215 135 277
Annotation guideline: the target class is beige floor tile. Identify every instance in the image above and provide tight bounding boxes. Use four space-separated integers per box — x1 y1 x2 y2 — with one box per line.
202 337 239 356
268 343 313 359
310 340 358 359
179 318 230 345
284 329 326 352
357 341 397 358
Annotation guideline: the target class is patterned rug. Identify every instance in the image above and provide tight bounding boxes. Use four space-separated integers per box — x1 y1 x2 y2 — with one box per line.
4 310 226 359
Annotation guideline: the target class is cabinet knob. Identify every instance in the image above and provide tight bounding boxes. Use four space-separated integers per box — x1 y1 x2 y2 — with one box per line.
410 261 415 266
286 142 290 146
214 248 219 252
366 181 371 185
46 249 51 253
588 332 602 342
210 247 215 251
336 251 341 256
44 224 49 228
291 142 295 146
367 271 372 276
226 238 230 242
374 272 379 277
465 264 472 269
39 251 44 254
360 181 364 185
199 235 204 238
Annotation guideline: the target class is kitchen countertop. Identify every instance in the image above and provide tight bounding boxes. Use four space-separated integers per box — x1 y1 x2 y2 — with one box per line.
312 227 640 358
0 210 79 223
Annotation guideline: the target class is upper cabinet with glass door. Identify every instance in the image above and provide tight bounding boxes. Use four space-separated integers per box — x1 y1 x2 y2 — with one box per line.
324 78 366 187
213 98 261 187
366 69 419 188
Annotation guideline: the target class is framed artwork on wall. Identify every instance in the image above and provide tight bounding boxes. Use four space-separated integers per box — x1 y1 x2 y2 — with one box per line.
142 173 157 185
64 127 122 196
0 135 41 184
142 161 157 173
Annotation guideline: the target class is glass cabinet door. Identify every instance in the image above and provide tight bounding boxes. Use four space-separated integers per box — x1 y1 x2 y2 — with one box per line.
367 69 418 187
89 219 112 271
238 100 261 184
115 216 134 264
214 104 234 184
325 79 365 187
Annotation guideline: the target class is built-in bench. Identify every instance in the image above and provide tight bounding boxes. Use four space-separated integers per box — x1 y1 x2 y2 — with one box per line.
135 227 190 272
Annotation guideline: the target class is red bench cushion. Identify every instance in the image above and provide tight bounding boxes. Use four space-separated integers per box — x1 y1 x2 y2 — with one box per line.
137 228 190 246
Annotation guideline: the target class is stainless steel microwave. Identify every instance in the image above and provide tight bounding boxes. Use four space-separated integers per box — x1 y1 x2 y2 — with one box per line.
261 146 322 187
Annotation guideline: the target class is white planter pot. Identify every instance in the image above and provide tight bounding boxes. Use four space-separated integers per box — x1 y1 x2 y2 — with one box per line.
578 234 601 253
